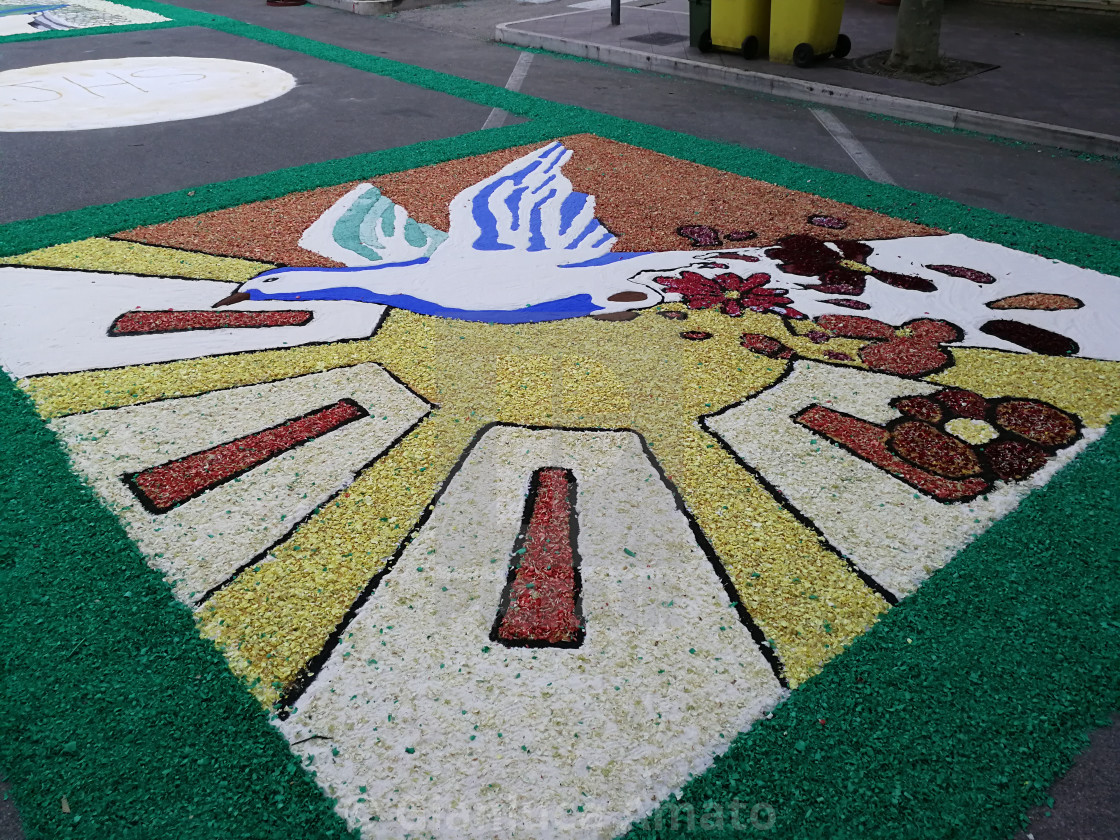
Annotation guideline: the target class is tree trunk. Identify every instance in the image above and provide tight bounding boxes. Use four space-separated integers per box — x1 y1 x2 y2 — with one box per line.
889 0 944 72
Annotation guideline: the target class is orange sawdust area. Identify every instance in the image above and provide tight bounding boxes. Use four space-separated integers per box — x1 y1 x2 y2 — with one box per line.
113 135 939 263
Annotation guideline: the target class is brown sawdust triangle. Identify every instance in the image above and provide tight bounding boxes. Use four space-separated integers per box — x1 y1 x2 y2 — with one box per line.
114 134 938 265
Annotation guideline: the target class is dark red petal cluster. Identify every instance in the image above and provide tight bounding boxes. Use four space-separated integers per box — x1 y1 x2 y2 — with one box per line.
980 320 1079 356
817 314 895 340
894 396 943 423
932 388 988 420
795 405 989 502
817 315 961 377
766 234 937 297
983 440 1049 481
656 271 802 318
870 270 937 293
822 298 871 311
993 400 1078 447
677 225 721 247
808 214 848 229
766 234 844 278
802 382 1083 503
740 333 794 359
889 421 983 478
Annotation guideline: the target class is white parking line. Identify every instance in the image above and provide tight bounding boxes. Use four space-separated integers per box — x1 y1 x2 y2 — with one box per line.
811 107 897 185
567 0 637 10
482 51 534 130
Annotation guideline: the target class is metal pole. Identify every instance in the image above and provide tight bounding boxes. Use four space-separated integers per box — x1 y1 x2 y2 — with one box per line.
611 0 620 25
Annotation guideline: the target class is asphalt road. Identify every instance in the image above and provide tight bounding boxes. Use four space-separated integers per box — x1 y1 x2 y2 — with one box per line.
4 0 1116 238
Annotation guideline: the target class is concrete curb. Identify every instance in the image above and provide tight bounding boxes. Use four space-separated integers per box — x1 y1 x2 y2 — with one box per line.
495 14 1120 157
310 0 461 16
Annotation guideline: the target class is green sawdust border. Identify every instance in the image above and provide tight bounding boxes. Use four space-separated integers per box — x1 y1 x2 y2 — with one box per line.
0 0 199 43
0 378 357 839
1 8 1119 839
0 19 182 44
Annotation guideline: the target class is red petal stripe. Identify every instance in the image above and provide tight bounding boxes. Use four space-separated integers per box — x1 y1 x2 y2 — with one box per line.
109 309 313 335
496 468 583 646
125 399 367 513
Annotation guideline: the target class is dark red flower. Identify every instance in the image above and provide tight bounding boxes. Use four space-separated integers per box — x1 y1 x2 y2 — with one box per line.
765 234 938 297
655 271 805 318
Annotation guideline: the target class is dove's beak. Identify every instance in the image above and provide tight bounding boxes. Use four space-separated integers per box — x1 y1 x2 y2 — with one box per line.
213 292 251 308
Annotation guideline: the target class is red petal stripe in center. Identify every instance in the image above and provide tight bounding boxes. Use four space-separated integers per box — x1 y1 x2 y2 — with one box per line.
495 468 583 647
125 399 367 513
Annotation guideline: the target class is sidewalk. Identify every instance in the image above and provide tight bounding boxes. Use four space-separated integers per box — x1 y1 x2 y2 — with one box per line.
496 0 1120 154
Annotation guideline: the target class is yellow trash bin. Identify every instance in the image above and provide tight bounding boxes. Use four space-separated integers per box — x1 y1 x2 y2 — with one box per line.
710 0 770 59
769 0 851 66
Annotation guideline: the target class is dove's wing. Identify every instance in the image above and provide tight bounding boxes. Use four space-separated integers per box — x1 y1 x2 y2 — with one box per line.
299 183 448 267
441 141 617 262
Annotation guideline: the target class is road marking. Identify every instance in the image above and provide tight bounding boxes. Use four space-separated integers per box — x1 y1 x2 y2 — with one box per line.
810 107 897 185
482 51 534 130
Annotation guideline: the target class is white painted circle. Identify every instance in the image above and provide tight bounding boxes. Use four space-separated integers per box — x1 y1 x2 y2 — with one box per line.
0 57 296 131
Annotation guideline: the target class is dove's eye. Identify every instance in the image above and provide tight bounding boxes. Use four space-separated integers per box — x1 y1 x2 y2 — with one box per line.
262 277 277 283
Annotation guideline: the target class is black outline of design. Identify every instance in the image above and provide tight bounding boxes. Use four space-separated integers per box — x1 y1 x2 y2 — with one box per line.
274 422 789 718
107 308 314 337
122 398 369 515
489 467 586 650
984 293 1085 312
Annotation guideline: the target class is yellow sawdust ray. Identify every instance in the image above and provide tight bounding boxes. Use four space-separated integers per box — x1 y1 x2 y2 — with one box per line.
2 237 271 283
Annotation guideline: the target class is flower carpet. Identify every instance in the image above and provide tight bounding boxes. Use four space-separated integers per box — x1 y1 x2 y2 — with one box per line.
1 5 1119 839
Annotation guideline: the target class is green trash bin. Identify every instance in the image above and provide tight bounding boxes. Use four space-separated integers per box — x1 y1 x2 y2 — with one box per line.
710 0 770 59
769 0 851 66
689 0 713 51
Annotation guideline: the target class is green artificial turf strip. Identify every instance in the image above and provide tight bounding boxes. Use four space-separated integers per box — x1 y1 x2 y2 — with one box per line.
0 19 183 43
622 424 1120 840
0 374 357 840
